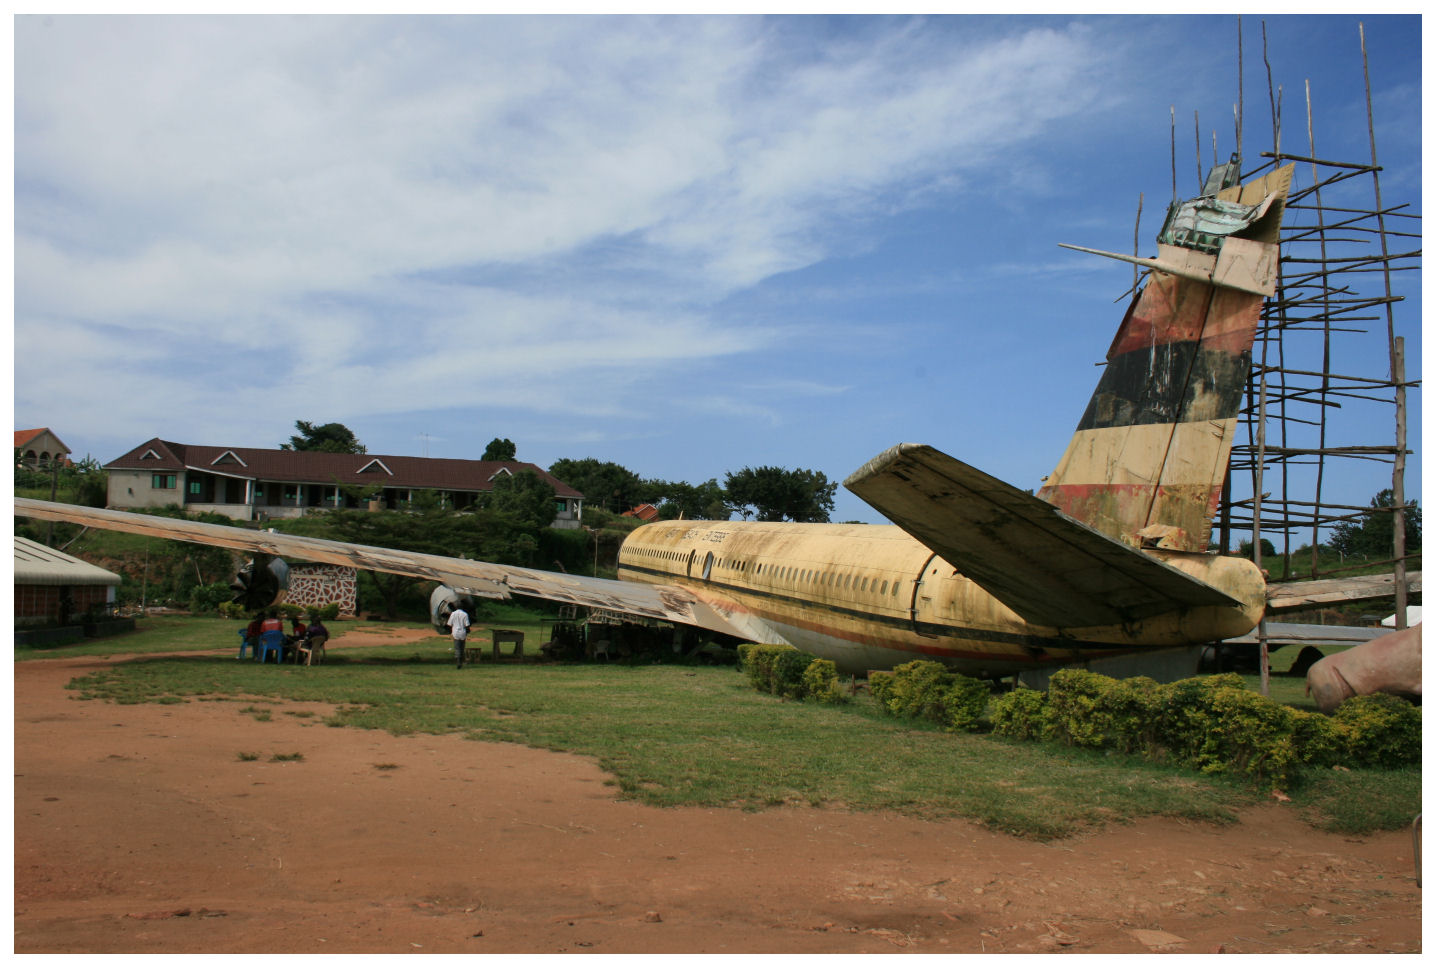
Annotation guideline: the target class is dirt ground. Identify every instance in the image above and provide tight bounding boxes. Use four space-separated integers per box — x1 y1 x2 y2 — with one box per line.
12 627 1423 954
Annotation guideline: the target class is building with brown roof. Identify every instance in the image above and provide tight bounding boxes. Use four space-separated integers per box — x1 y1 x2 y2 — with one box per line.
15 428 71 469
104 438 585 527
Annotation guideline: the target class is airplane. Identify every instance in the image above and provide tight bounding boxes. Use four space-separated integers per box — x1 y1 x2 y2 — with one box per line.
15 159 1409 683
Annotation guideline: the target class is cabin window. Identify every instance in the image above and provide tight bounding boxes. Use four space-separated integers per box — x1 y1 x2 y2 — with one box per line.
860 577 869 592
880 580 888 595
702 552 714 580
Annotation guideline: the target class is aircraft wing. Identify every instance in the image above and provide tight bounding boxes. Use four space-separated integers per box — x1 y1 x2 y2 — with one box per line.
844 443 1241 628
14 498 745 638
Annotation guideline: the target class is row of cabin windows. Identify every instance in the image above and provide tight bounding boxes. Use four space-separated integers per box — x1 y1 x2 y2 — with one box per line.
628 544 902 598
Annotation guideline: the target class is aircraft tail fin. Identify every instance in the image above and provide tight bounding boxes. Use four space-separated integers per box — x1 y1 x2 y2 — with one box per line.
1037 164 1294 552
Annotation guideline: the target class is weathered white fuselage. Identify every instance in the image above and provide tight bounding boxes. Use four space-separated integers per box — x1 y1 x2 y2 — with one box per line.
618 520 1265 676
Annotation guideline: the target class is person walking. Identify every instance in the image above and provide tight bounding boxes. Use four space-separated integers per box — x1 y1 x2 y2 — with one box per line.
447 603 471 669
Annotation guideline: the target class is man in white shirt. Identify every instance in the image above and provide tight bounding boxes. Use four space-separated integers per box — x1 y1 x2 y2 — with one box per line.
447 604 471 669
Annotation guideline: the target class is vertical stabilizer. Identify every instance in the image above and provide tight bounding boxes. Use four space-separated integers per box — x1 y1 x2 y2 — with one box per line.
1039 165 1293 552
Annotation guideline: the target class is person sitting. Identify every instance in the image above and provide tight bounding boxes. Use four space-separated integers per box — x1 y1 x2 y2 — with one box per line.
259 609 283 635
298 616 329 665
239 613 264 659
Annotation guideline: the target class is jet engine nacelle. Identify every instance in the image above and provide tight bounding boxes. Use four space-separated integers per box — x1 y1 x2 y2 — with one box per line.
1306 623 1422 715
230 555 290 610
430 585 478 633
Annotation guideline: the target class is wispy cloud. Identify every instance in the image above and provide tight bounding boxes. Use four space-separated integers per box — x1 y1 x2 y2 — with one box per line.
7 16 1157 454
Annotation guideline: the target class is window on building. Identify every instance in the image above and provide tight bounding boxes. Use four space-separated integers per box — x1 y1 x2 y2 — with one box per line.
189 481 202 495
151 474 176 489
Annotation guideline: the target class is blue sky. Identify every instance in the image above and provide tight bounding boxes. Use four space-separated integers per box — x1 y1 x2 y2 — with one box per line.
12 14 1422 530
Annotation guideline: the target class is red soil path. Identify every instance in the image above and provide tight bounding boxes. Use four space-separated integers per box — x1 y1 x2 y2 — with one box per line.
13 627 1422 953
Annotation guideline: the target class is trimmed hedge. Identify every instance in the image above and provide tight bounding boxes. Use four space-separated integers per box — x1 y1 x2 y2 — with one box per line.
870 660 991 733
1027 668 1420 787
750 651 1419 788
737 644 850 705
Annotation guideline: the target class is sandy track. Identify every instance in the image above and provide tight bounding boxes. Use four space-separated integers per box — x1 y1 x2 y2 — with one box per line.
13 628 1422 953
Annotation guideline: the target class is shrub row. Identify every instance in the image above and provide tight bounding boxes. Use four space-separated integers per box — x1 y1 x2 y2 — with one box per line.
217 600 343 621
990 669 1421 787
738 644 850 704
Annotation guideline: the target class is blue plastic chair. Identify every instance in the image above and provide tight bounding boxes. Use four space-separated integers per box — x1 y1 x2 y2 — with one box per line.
236 629 255 659
257 629 286 664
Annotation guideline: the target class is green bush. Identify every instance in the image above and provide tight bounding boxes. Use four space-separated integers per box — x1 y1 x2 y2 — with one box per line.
187 582 233 615
876 660 990 732
883 661 952 720
739 646 852 704
316 601 342 621
1290 708 1342 768
1045 669 1161 751
1332 693 1422 768
740 644 788 693
989 686 1050 741
1153 673 1247 766
740 644 810 698
944 677 991 732
1044 669 1113 748
1201 684 1301 785
868 670 895 707
217 601 247 620
771 648 814 699
801 658 851 705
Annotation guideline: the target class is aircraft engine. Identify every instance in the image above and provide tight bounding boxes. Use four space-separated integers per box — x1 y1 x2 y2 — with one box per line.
230 554 290 611
430 584 478 633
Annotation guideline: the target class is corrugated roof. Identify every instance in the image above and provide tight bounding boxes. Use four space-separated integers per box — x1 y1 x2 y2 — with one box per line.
14 537 122 586
105 438 585 499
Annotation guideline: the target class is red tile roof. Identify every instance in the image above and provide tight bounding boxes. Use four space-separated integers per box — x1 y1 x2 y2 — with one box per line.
105 438 584 499
15 428 68 451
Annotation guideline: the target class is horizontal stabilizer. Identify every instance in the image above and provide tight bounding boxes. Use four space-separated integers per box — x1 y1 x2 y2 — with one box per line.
1265 571 1421 614
14 498 745 639
844 444 1240 628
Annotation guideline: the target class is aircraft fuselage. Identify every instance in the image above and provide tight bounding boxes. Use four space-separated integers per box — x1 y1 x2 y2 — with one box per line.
617 520 1266 676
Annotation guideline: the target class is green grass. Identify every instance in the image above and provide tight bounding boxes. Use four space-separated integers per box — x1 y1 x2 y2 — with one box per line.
31 616 1420 841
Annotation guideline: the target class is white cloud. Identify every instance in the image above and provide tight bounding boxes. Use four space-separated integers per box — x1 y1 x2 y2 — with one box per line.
15 15 1119 453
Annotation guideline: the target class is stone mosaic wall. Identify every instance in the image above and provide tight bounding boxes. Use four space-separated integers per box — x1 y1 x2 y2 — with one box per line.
287 564 357 616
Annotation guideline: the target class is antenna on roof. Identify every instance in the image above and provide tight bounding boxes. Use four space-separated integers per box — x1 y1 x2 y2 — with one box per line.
418 432 430 459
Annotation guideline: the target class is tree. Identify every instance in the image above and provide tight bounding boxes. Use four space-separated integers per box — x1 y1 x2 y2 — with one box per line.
298 504 542 617
281 420 366 454
548 457 645 513
482 437 517 461
477 470 557 532
724 466 836 523
1328 489 1421 561
649 478 730 520
1238 538 1276 561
